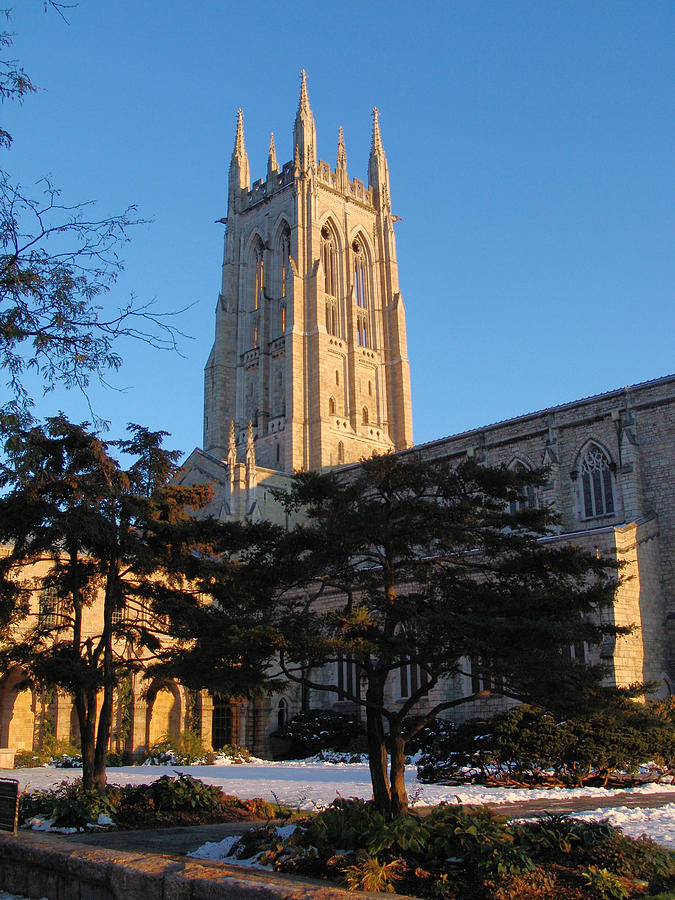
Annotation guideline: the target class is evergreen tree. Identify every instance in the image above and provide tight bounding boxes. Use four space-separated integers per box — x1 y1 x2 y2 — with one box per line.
0 416 211 791
263 453 623 817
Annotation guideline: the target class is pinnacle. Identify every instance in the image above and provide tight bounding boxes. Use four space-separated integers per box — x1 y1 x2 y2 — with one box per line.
337 125 347 170
297 68 311 116
233 108 247 158
371 106 383 153
267 132 278 175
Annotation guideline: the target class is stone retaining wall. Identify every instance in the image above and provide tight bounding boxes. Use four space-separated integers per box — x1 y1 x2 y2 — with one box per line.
0 831 401 900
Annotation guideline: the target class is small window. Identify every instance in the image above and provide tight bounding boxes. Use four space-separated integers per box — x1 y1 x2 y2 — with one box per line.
337 655 360 699
277 698 288 729
508 462 537 515
329 397 336 415
38 586 60 628
579 445 615 518
337 441 344 464
335 370 340 385
398 659 425 699
362 407 369 425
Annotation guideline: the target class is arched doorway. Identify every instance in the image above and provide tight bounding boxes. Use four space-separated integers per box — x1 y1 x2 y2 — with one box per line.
0 668 35 751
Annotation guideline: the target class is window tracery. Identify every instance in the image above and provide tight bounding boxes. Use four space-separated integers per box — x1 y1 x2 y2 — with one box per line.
579 444 615 518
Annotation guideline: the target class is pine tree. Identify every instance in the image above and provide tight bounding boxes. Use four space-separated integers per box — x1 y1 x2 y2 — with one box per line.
264 453 622 817
0 416 211 791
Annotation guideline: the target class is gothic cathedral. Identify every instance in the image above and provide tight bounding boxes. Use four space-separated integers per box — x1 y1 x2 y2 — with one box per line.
203 71 413 474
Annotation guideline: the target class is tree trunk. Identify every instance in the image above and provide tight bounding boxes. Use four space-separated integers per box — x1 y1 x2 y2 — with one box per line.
365 681 391 816
79 686 97 791
388 730 409 816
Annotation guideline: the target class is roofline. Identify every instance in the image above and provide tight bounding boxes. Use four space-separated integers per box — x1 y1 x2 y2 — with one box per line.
414 373 675 453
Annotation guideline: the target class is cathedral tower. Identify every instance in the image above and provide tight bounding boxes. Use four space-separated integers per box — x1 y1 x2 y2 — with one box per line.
203 72 413 471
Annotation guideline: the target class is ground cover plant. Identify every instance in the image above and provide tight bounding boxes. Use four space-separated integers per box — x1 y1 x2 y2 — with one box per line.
19 774 285 830
417 704 675 788
223 799 675 899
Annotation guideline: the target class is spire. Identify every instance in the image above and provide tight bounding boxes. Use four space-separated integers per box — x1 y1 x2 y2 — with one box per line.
337 126 347 171
368 106 390 212
229 108 250 209
297 68 310 116
293 68 317 173
371 107 383 154
267 132 279 179
234 108 246 158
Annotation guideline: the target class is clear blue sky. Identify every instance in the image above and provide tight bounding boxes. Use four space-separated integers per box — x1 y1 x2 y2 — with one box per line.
6 0 674 458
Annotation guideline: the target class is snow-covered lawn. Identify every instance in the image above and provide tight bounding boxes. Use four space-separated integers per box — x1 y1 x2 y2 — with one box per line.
7 759 675 853
10 758 675 811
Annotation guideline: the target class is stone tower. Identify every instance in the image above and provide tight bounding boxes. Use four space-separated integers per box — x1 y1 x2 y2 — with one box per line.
203 72 413 472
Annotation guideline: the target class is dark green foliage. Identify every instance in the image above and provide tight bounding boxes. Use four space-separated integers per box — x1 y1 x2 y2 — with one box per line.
0 417 214 791
19 775 280 830
418 702 675 786
227 798 675 899
266 452 622 815
277 709 366 758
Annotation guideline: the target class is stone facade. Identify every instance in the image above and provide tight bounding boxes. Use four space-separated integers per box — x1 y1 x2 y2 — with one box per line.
203 71 413 473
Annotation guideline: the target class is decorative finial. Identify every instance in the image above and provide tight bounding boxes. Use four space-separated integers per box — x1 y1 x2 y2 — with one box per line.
293 142 301 172
297 69 311 115
371 107 383 153
234 108 246 157
267 132 278 176
337 125 347 170
246 420 254 451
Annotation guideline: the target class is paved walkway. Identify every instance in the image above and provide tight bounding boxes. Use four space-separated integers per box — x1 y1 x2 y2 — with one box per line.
55 791 675 857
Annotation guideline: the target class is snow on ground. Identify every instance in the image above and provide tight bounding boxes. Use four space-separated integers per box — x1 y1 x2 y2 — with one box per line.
8 759 675 811
567 802 675 851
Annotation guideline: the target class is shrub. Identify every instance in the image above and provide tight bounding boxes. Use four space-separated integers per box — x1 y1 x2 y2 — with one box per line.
212 742 251 763
277 709 366 758
144 730 210 765
20 780 116 829
14 738 82 769
401 717 456 759
418 703 675 786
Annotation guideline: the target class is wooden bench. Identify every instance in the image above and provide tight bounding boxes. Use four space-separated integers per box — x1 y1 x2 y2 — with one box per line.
0 777 19 834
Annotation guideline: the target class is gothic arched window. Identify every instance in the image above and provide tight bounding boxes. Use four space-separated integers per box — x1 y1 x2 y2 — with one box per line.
280 226 290 299
362 406 369 425
252 239 264 311
328 396 336 415
337 441 344 464
276 224 291 337
579 444 615 518
321 225 337 297
352 239 369 310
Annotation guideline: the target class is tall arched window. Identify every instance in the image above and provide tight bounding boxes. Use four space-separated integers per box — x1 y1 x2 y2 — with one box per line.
252 239 264 311
362 406 369 425
277 224 291 336
280 227 290 299
328 396 336 415
579 444 615 518
352 239 369 309
321 225 337 297
337 441 344 464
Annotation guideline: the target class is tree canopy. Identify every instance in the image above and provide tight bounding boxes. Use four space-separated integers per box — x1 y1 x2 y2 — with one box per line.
259 453 623 816
0 416 212 790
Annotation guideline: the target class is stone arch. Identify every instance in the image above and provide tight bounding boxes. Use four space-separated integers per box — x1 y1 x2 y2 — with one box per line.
319 218 343 339
0 667 36 751
145 680 182 747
